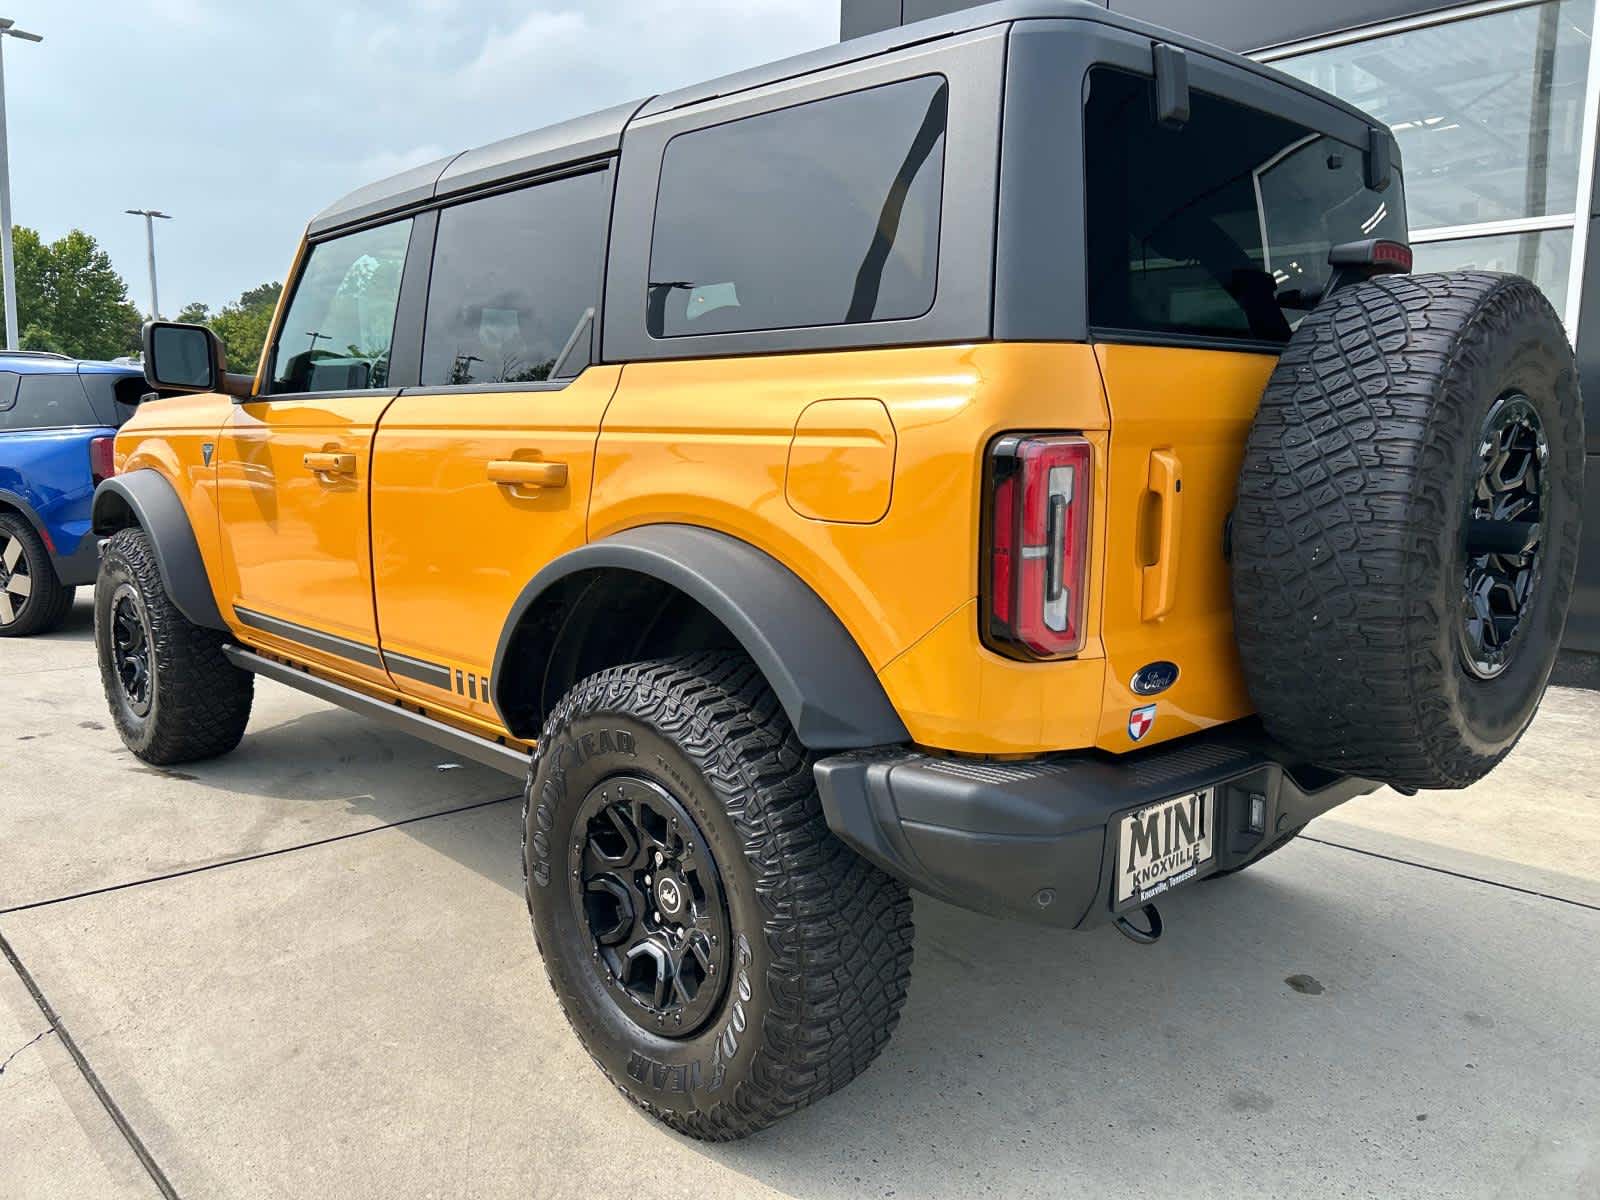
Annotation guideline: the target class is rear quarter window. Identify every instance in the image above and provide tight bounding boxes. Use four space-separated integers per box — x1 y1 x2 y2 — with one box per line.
0 373 97 430
647 75 948 338
78 372 147 427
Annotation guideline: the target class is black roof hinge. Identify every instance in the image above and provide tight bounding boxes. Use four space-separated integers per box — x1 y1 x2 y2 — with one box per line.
1152 43 1190 128
1365 125 1395 192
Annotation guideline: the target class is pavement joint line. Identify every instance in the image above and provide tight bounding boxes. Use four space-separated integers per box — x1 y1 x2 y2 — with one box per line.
0 792 522 917
0 929 181 1200
1301 834 1600 913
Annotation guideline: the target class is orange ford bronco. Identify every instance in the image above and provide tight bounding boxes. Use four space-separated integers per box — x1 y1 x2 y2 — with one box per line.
93 0 1582 1139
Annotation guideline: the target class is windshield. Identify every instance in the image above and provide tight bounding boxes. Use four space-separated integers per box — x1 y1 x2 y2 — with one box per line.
1084 67 1407 345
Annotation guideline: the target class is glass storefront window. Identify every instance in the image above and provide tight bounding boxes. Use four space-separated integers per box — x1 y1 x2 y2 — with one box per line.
1411 227 1575 320
1276 1 1592 229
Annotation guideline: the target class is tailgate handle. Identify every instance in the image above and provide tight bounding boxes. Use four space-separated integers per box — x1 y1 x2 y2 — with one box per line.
487 459 567 489
303 451 355 475
1141 449 1183 622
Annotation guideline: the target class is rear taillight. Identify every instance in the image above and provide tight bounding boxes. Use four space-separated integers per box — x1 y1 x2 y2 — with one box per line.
982 433 1092 660
1328 236 1412 275
89 436 116 486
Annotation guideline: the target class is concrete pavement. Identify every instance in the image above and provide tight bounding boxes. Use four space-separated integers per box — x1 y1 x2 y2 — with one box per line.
3 596 1598 1198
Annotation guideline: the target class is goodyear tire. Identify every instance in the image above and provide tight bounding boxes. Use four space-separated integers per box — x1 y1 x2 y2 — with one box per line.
523 651 914 1140
0 512 74 637
95 527 254 765
1233 272 1583 790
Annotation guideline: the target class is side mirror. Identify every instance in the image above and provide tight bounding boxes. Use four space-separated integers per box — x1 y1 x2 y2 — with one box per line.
141 321 253 398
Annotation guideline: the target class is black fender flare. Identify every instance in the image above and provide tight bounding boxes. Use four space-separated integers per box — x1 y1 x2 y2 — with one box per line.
491 524 911 751
91 470 226 630
0 487 52 551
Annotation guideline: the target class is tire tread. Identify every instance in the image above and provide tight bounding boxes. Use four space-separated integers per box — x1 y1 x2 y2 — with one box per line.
522 651 914 1141
96 527 253 765
1232 271 1583 788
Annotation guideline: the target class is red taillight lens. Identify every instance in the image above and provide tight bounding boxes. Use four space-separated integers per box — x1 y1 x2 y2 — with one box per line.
1371 239 1413 272
982 433 1092 660
89 436 116 486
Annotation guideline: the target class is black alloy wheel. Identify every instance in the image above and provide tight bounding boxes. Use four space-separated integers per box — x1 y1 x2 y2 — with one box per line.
95 527 254 764
523 652 915 1140
109 582 154 717
1458 392 1549 680
569 774 730 1036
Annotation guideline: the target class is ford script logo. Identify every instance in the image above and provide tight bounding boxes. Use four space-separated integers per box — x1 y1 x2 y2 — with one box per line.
1131 661 1179 696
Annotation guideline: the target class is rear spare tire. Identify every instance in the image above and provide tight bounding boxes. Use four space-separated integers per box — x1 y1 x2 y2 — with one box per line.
1233 272 1583 790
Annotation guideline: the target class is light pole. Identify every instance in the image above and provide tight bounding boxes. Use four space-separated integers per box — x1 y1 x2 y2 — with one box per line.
0 17 42 351
125 209 171 320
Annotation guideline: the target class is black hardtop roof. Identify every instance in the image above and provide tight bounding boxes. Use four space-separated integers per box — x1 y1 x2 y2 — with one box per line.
307 0 1381 238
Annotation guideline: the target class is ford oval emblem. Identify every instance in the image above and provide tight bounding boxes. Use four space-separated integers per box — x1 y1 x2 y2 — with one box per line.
1131 661 1179 696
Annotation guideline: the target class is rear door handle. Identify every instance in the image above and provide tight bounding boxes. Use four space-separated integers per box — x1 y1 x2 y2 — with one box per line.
487 459 567 489
1141 449 1183 622
304 452 355 475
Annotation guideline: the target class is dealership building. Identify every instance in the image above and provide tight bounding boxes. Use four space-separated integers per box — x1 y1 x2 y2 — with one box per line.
844 0 1600 658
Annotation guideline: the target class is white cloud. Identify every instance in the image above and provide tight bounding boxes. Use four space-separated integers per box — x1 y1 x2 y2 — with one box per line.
7 0 835 310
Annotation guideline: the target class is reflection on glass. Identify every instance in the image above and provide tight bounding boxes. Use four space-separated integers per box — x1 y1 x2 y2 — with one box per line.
269 219 411 395
420 171 609 387
1411 228 1574 323
1278 0 1592 228
647 75 947 338
153 326 211 388
1084 68 1404 344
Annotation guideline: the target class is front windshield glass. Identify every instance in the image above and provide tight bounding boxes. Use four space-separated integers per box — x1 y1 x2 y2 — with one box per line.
1085 67 1407 345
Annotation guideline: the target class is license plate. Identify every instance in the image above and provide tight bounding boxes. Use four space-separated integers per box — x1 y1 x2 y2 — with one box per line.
1115 789 1216 906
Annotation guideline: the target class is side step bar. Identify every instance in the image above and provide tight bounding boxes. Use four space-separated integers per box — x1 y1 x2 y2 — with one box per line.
221 645 531 779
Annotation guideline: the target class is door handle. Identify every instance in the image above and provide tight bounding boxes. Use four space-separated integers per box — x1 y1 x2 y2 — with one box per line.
487 459 567 489
1141 449 1183 622
304 452 355 475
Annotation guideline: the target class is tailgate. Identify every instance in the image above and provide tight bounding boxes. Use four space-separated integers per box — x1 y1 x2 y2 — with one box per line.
1092 342 1274 752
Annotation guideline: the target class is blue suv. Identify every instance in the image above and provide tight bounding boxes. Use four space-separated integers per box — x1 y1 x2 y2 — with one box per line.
0 352 145 636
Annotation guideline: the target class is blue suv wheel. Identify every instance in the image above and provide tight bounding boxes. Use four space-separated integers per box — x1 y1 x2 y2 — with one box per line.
0 510 72 635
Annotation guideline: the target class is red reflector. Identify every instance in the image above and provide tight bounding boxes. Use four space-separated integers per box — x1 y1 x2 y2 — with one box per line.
1329 237 1412 275
983 433 1092 660
1371 239 1413 273
89 436 116 486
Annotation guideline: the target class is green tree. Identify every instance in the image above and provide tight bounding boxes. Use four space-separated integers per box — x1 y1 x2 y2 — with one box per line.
3 226 143 360
19 323 63 355
235 281 282 311
174 301 210 325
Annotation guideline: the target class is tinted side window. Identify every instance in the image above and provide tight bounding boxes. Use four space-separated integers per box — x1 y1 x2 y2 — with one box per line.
421 170 609 386
1084 68 1404 344
269 219 412 394
648 76 947 338
0 372 18 414
0 374 96 429
79 373 147 427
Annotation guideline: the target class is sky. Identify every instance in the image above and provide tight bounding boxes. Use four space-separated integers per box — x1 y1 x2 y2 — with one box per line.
6 1 838 315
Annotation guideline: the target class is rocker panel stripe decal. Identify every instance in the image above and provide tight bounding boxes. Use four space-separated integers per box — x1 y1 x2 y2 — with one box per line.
232 607 463 693
233 607 385 669
384 650 455 691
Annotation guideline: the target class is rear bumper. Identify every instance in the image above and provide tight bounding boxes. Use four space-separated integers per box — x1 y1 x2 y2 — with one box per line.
814 723 1377 930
